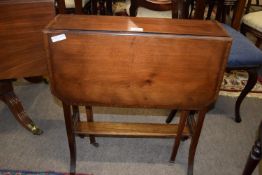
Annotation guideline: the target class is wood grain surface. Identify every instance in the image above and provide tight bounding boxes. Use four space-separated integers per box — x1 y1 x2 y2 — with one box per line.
45 16 232 110
47 15 230 37
0 0 55 79
75 121 190 137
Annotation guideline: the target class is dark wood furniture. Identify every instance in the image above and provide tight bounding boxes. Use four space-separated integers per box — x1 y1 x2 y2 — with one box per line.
91 0 113 15
55 0 92 14
194 0 246 30
242 121 261 175
246 0 262 14
0 0 55 134
44 15 232 175
56 0 112 15
206 0 238 21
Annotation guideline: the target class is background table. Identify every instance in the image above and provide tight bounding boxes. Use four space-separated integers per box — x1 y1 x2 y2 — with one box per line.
0 0 55 134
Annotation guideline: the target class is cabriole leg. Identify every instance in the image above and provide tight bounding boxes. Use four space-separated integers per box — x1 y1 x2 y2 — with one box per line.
235 69 257 123
0 80 42 135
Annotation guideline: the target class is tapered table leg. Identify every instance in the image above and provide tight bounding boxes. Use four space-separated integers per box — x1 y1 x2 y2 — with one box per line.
0 80 43 135
63 103 76 175
188 109 207 175
170 111 189 162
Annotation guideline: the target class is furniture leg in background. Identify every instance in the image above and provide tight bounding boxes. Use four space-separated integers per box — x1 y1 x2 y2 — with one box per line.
242 121 261 175
91 0 98 14
106 0 113 15
234 68 258 123
90 0 112 15
0 80 43 135
0 0 54 135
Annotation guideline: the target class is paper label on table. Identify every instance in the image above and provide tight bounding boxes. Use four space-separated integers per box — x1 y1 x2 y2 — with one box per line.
51 34 66 43
130 27 144 32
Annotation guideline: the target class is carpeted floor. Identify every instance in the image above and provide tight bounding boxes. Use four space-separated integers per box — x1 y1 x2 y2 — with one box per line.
0 81 261 175
0 169 91 175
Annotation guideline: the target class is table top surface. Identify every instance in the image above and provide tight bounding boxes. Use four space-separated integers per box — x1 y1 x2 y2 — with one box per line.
46 15 230 38
45 15 232 109
0 0 55 80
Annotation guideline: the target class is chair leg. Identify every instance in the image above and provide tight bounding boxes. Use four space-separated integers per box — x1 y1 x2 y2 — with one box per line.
188 109 207 175
129 0 138 16
221 6 227 23
166 109 178 123
245 0 252 14
170 110 189 162
242 121 261 175
188 0 195 18
240 24 247 36
72 105 80 120
85 106 99 147
235 69 257 123
106 0 113 15
206 0 215 19
242 141 261 175
63 103 76 174
99 0 106 15
91 0 98 14
255 38 262 48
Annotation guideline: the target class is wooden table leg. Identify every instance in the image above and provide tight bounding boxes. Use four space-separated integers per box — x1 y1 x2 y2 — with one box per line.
0 80 43 135
62 102 76 175
188 109 207 175
170 110 189 162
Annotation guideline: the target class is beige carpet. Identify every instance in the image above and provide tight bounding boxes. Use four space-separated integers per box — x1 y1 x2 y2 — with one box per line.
0 81 261 175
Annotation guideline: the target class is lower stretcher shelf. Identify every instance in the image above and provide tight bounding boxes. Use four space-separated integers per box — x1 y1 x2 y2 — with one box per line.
75 122 190 137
